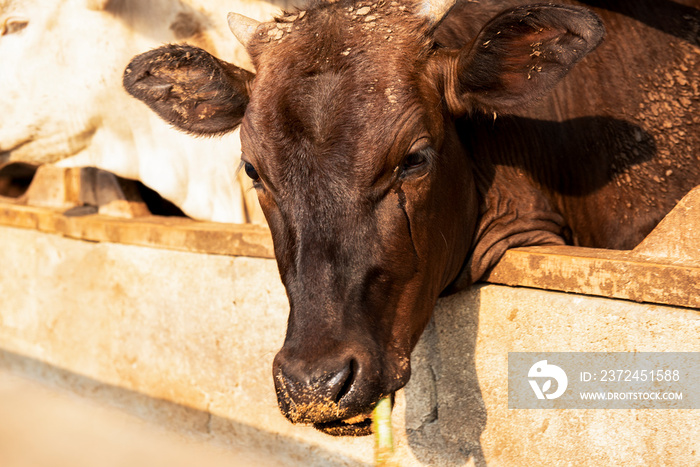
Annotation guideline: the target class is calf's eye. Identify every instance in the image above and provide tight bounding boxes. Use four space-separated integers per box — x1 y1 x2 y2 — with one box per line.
402 151 428 172
244 162 260 182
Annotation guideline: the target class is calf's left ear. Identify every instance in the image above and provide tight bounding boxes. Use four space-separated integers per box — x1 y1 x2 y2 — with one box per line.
123 44 254 136
443 4 604 115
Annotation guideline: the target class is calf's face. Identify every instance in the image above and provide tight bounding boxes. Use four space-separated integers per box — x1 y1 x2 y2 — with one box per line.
240 5 479 436
124 0 603 435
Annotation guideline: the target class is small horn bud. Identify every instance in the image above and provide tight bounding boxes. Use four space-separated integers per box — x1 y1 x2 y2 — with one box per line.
86 0 111 11
227 12 261 48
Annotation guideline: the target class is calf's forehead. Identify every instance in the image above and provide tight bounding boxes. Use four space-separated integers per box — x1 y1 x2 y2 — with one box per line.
248 1 431 57
247 0 434 95
241 1 439 184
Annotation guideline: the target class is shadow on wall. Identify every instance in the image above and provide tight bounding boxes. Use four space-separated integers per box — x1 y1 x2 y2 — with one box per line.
404 291 487 466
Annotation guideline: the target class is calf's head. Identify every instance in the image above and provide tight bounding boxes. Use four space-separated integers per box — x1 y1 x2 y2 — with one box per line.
124 0 603 435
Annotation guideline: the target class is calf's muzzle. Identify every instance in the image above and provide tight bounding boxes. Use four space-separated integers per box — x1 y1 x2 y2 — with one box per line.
272 337 394 436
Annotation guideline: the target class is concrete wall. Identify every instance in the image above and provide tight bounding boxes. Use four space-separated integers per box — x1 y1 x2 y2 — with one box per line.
0 224 698 466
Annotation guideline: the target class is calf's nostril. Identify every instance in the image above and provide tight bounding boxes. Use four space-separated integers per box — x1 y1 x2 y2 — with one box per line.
332 359 356 404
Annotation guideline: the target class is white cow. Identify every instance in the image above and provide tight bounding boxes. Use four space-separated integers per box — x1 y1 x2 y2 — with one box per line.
0 0 283 223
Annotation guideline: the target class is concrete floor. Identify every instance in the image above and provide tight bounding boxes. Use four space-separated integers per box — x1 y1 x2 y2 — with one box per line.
0 370 286 467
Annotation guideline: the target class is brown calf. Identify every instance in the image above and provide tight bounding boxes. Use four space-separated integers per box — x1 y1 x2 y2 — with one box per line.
124 0 700 435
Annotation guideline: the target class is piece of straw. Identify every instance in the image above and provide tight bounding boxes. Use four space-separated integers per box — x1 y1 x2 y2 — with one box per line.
372 395 394 466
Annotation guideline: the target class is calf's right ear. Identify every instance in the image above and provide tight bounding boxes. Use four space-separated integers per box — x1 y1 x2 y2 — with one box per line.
123 44 254 136
443 4 604 116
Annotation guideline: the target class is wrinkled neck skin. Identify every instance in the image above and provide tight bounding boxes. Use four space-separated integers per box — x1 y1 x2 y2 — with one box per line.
445 115 569 293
